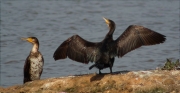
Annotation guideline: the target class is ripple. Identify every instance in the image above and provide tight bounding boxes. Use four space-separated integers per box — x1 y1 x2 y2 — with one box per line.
4 60 19 64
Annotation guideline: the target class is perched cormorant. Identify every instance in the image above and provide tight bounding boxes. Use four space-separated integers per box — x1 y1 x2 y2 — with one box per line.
53 17 166 74
22 37 44 83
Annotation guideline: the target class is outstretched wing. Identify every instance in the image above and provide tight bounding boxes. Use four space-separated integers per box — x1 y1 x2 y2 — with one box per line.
115 25 166 57
53 35 102 64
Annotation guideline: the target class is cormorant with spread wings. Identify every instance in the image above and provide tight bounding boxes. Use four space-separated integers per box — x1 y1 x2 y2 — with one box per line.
53 17 166 74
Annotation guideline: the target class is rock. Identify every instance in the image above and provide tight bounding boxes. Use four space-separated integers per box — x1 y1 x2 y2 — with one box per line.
0 70 180 93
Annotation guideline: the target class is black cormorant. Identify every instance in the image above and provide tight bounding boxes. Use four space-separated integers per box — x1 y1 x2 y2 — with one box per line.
53 17 166 74
22 37 44 83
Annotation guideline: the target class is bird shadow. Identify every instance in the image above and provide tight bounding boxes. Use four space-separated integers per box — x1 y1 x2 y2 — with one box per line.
90 74 105 82
90 70 130 82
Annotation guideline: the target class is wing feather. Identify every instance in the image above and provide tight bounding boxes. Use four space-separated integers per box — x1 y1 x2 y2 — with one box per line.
23 57 31 83
53 35 102 64
115 25 166 57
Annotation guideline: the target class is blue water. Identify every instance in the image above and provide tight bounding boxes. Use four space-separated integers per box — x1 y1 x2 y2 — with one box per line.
1 0 179 87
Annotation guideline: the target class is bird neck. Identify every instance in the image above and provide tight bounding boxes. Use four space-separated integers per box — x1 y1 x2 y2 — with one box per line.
31 43 39 53
105 24 116 39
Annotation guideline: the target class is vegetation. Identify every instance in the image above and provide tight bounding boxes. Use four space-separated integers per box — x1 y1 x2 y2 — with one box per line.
161 59 180 70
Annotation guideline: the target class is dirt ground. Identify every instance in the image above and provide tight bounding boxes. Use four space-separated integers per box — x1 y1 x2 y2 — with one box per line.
1 70 180 93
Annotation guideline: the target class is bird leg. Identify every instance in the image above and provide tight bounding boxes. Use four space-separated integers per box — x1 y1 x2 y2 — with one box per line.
109 62 113 74
99 69 102 74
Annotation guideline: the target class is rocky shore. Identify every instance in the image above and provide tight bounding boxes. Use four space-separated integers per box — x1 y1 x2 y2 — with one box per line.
0 70 180 93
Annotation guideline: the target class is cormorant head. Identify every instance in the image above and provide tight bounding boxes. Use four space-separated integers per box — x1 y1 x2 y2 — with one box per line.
103 17 115 29
21 37 39 45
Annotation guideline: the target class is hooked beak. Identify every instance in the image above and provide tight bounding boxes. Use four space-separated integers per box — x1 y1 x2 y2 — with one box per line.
21 37 33 43
21 37 28 41
103 17 110 24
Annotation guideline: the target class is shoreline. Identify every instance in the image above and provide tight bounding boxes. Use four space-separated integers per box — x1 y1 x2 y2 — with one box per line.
0 70 180 93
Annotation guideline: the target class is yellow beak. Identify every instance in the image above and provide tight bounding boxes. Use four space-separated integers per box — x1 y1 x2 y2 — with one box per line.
103 17 110 24
21 37 33 43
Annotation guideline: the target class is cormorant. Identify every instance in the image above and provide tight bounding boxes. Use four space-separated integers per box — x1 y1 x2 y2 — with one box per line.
22 37 44 83
53 17 166 74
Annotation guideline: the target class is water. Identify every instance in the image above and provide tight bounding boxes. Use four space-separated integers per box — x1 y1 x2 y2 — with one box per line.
1 0 179 87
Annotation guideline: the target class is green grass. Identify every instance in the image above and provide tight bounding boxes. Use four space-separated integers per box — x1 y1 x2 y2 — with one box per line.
161 59 179 70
